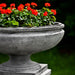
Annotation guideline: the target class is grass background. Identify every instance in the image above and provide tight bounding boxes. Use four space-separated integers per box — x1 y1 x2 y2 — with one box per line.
0 47 75 75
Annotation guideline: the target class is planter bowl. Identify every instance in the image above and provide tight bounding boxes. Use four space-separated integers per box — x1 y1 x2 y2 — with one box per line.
0 22 64 74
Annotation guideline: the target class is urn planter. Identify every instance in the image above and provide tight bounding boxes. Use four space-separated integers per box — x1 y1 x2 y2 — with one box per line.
0 22 64 75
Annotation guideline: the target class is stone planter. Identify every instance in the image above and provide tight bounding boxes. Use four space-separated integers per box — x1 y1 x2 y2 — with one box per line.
0 22 64 75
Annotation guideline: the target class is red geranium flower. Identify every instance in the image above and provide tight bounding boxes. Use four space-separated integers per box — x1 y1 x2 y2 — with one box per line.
31 2 37 7
10 3 16 10
19 4 24 8
25 3 30 7
10 7 16 10
51 9 56 15
0 7 2 11
10 3 15 9
43 11 48 16
6 8 12 14
27 7 31 11
10 3 15 7
45 3 51 7
0 9 6 14
0 3 7 7
18 6 24 11
17 4 24 11
31 9 38 16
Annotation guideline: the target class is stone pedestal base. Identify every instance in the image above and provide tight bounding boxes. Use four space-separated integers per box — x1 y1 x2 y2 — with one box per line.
0 64 51 75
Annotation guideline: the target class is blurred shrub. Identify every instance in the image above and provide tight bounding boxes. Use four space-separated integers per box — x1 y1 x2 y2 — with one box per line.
65 14 75 36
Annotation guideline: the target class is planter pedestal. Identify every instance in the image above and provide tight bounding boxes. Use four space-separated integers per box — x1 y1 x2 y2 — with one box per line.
0 64 51 75
0 55 51 75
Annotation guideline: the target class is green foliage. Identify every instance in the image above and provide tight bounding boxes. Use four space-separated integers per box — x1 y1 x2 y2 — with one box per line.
65 14 75 36
0 53 9 64
6 20 19 27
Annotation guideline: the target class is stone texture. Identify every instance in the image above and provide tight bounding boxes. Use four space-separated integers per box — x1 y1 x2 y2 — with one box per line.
0 64 51 75
0 22 64 75
41 69 51 75
0 22 64 55
0 55 41 72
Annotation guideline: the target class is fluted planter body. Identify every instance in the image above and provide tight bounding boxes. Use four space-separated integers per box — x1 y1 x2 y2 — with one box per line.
0 22 64 75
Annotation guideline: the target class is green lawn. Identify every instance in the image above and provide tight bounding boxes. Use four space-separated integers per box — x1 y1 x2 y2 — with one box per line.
0 47 75 75
31 47 75 75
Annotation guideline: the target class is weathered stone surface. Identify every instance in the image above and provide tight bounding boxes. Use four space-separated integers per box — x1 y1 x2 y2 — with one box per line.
41 69 51 75
0 22 64 75
0 22 64 55
0 64 51 75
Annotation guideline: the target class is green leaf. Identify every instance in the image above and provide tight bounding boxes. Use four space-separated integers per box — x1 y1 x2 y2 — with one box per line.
11 21 19 26
43 19 47 21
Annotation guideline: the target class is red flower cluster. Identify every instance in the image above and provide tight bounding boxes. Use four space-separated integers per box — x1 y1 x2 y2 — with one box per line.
0 7 2 10
25 3 30 7
31 9 38 16
51 9 56 15
0 9 6 14
43 11 48 16
0 2 56 16
25 2 37 7
6 8 12 14
0 3 12 14
17 4 24 11
45 3 51 7
0 3 7 7
27 7 31 11
0 8 12 14
25 2 38 16
31 2 37 7
10 3 16 10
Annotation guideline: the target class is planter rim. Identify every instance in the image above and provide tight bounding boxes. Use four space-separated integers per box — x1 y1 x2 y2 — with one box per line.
0 22 64 33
